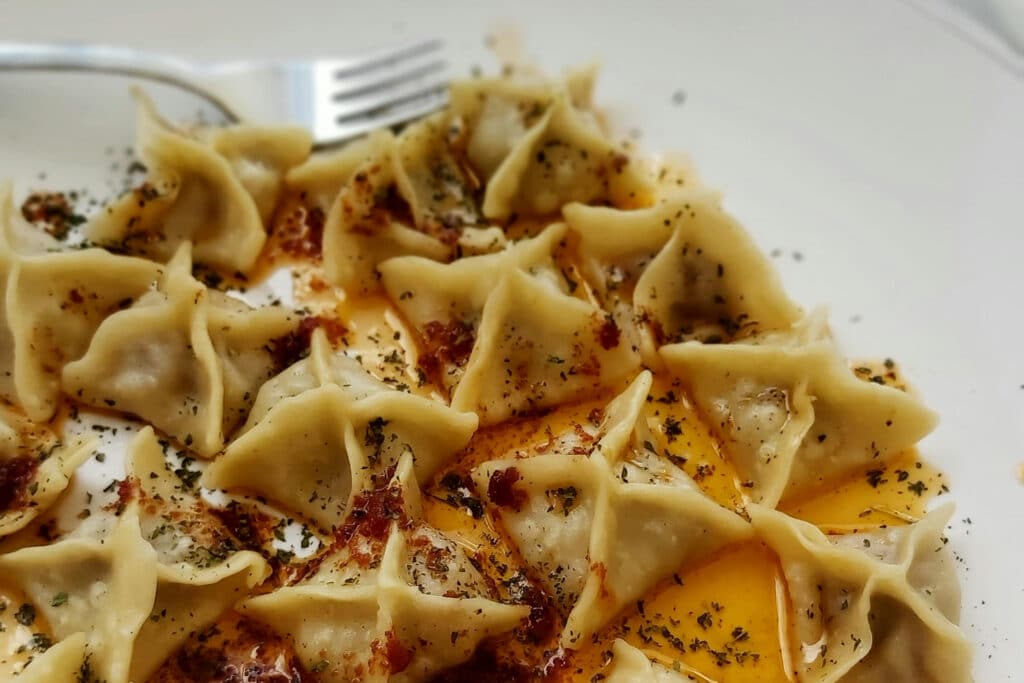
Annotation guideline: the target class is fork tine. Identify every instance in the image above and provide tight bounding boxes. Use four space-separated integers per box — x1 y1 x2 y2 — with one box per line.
318 89 449 147
327 38 443 79
330 73 448 121
331 57 446 99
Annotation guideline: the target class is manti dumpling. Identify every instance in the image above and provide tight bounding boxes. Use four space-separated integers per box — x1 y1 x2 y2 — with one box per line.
62 242 298 456
319 119 485 293
240 453 527 682
88 91 311 273
380 224 640 424
473 371 751 646
0 427 269 683
447 64 597 183
750 504 971 682
202 327 478 531
0 183 164 421
0 407 96 538
660 339 937 507
563 191 802 359
481 94 654 220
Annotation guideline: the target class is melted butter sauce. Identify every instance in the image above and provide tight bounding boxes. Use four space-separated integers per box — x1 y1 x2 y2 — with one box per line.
567 542 789 683
780 450 948 532
645 375 746 512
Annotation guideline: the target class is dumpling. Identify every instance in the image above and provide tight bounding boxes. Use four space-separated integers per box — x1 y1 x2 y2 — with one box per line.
320 129 453 292
197 122 312 224
455 267 639 423
750 504 971 682
240 453 527 682
0 407 96 538
660 339 937 507
447 66 596 182
62 243 298 456
380 224 640 423
125 428 270 682
202 327 478 531
0 503 159 683
88 91 311 272
482 95 654 220
286 133 382 211
0 184 165 420
6 249 164 421
563 191 802 357
604 639 695 682
379 224 568 389
11 631 89 683
473 371 751 646
0 428 270 683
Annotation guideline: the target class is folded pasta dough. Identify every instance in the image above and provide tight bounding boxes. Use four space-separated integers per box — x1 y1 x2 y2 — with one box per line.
0 407 96 538
0 184 165 420
750 504 971 682
381 224 640 423
62 242 298 456
660 340 938 507
241 453 527 682
126 427 270 682
605 639 695 682
321 115 489 292
564 191 802 360
202 327 478 531
483 95 653 220
0 427 270 683
286 133 382 211
88 91 311 272
473 371 751 646
197 122 313 224
0 181 47 406
13 631 89 683
447 64 596 182
0 504 158 683
456 268 639 423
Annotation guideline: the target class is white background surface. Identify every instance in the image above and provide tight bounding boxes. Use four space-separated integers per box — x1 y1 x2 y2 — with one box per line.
0 2 1021 679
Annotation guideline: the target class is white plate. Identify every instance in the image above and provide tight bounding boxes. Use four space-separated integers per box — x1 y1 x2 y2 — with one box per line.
1 2 1021 679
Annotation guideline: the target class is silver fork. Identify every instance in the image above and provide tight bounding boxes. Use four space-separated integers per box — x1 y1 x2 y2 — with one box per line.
0 40 449 147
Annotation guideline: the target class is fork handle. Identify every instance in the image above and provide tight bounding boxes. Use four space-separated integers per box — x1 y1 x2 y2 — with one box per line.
0 42 230 115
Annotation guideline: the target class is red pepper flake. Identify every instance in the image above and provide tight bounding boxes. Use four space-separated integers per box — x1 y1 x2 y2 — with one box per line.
610 152 629 175
417 319 476 385
488 467 527 512
0 456 39 511
519 581 558 643
371 630 413 674
267 316 348 370
104 477 139 516
572 355 601 377
279 205 325 260
335 473 408 546
595 315 621 350
20 191 85 240
592 561 610 599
